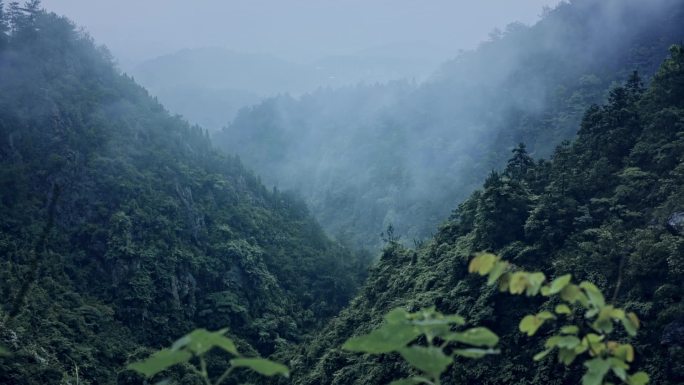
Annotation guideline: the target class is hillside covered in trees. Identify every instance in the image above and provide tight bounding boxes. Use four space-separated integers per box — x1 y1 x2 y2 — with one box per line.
0 4 367 384
282 47 684 385
1 1 683 385
215 0 684 252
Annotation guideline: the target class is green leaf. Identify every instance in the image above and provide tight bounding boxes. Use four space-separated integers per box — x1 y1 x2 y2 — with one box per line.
509 272 528 295
445 327 499 347
547 274 572 295
557 336 581 349
582 358 611 385
230 358 290 377
558 348 578 365
561 284 589 307
580 281 606 308
621 312 640 337
127 349 192 377
343 323 420 353
627 372 649 385
452 348 499 358
399 346 452 377
487 261 508 286
611 343 634 362
519 314 546 336
0 345 10 357
526 272 546 296
560 325 579 334
533 349 552 361
172 329 238 356
537 311 556 320
468 253 498 275
555 304 572 315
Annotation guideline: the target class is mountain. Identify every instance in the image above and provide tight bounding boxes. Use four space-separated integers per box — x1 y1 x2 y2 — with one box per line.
131 46 438 131
0 6 367 384
215 0 684 252
285 44 684 385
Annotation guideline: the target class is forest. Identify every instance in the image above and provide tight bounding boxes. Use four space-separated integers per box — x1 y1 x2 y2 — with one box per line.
0 1 682 385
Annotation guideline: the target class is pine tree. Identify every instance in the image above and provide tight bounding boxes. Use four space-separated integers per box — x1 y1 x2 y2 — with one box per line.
0 1 8 45
505 143 535 181
7 1 22 34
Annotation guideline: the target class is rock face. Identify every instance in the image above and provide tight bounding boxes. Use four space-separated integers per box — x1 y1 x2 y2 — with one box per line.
666 212 684 236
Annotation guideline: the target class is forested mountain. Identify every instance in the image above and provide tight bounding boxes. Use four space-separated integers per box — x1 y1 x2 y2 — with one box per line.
2 1 684 385
284 45 684 385
0 5 367 384
215 0 684 252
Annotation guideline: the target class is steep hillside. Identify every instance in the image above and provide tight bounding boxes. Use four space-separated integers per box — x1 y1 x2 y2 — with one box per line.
0 6 367 384
285 46 684 385
215 0 684 252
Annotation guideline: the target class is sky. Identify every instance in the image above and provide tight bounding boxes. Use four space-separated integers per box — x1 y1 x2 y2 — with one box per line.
40 0 562 69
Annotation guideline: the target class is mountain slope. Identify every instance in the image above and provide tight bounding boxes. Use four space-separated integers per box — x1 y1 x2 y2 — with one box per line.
215 0 684 252
0 7 366 384
285 46 684 385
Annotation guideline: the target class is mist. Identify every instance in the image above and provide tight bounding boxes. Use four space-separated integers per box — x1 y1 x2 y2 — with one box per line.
33 0 684 252
214 0 684 251
40 0 560 130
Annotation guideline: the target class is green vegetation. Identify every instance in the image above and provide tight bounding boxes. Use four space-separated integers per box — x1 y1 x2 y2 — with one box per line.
339 252 650 385
287 46 684 385
0 2 367 384
128 328 289 384
1 1 683 385
468 253 648 385
343 307 499 385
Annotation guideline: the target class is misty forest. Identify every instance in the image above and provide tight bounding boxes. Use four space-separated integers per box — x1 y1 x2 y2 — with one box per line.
0 0 683 384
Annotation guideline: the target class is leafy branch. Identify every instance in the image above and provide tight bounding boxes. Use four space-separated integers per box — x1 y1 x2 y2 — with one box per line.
127 328 289 385
342 307 499 385
468 252 648 385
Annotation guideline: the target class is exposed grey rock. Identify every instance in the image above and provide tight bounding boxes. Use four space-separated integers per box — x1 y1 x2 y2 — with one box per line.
666 212 684 236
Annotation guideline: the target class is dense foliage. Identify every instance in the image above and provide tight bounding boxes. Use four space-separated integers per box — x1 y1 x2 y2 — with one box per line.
283 46 684 385
215 0 684 252
1 1 683 385
0 3 368 384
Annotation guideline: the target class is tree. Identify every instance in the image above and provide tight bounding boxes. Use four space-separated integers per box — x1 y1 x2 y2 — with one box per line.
505 143 535 181
0 1 9 44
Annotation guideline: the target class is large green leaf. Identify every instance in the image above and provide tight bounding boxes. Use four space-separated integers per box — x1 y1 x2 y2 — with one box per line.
398 346 452 377
172 328 238 355
487 261 508 286
580 281 606 308
385 308 411 324
445 327 499 347
468 253 498 275
628 371 649 385
621 312 640 337
343 323 420 353
519 314 546 336
582 358 611 385
546 274 572 295
230 358 290 377
127 349 192 377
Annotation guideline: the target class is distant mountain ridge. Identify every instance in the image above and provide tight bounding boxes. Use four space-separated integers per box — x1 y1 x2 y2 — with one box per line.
131 46 441 131
215 0 684 252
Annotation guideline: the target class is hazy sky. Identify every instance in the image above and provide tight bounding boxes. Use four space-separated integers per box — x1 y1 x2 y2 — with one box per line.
41 0 562 68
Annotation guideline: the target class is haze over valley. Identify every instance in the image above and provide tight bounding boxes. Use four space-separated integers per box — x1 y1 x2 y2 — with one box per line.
1 1 683 385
